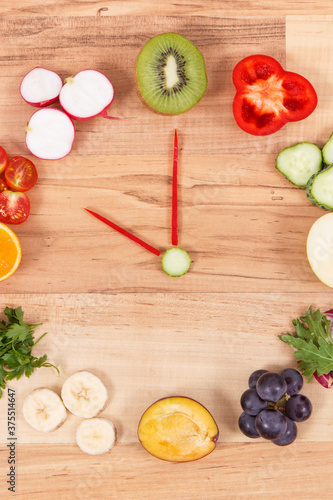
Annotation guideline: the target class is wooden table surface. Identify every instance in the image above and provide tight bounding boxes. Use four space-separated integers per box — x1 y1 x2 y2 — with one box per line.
1 1 333 499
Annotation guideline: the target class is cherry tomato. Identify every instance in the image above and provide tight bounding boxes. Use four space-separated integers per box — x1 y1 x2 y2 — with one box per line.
0 190 30 224
0 179 8 193
5 156 38 192
0 146 8 174
232 54 318 136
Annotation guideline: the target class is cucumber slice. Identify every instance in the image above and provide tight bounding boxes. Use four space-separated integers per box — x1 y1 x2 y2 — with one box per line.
306 164 333 210
307 212 333 287
161 248 191 277
276 142 322 188
322 132 333 165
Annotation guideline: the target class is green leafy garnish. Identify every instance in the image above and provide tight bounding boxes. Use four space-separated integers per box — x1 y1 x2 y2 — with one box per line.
279 306 333 382
0 306 59 398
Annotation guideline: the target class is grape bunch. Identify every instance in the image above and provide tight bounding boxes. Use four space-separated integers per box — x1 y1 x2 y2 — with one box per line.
239 368 312 446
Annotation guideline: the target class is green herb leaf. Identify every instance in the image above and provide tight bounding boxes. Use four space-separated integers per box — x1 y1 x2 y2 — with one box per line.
0 306 58 397
279 306 333 382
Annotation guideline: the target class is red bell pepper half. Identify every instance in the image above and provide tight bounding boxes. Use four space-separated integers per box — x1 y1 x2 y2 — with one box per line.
232 54 318 136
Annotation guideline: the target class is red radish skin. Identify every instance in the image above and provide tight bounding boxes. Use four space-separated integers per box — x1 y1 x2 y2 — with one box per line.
172 129 178 246
25 108 75 160
85 208 161 256
59 70 119 121
20 67 63 108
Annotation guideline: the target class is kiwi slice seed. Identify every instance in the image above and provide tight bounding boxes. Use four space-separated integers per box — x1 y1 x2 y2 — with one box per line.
136 32 207 114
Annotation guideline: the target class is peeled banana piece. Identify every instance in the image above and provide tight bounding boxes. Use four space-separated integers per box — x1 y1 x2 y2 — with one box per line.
61 371 108 418
76 418 117 455
23 388 67 432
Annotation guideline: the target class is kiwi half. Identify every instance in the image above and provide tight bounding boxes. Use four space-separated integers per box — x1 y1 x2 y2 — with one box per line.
136 32 207 115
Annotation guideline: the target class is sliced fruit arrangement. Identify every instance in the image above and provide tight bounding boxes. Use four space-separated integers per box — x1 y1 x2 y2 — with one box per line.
232 54 317 136
138 396 219 462
23 388 67 432
275 133 333 210
280 306 333 388
0 145 38 225
0 306 58 398
76 418 116 455
85 130 192 276
136 32 207 114
61 371 108 418
239 368 311 446
21 67 119 159
20 67 63 107
0 223 21 282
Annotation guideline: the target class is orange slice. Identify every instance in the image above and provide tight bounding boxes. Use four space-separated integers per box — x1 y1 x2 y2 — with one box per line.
0 223 21 282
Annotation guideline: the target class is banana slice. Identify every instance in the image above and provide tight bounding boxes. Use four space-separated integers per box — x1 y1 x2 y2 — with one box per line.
23 388 67 433
61 371 108 418
76 418 117 455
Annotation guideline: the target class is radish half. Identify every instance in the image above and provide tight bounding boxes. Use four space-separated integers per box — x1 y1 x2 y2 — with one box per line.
59 70 116 120
20 67 63 107
25 108 75 160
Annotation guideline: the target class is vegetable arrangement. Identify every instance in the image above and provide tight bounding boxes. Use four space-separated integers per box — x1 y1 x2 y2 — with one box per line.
232 54 317 135
0 146 38 225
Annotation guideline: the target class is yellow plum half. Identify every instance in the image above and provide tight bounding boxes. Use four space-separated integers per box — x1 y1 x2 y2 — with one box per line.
138 396 219 462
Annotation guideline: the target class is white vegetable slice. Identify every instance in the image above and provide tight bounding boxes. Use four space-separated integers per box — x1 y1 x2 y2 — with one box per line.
59 70 114 120
61 371 108 418
23 388 67 433
25 108 75 160
161 248 191 277
20 67 63 107
76 418 116 455
307 212 333 287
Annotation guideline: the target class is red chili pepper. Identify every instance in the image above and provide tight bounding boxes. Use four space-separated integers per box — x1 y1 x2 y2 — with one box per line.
85 208 161 256
172 129 178 246
232 54 318 136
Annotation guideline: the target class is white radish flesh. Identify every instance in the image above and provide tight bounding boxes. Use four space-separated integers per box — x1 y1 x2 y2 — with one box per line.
20 67 63 107
25 108 75 160
59 70 114 120
76 418 116 455
23 388 67 433
307 212 333 288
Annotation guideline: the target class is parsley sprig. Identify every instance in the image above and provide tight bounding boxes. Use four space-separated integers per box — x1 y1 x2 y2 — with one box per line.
0 306 59 398
279 306 333 382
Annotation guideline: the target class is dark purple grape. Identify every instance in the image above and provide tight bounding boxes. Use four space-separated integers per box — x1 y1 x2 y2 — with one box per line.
248 369 268 389
256 372 287 402
285 394 312 422
279 368 303 396
238 412 260 438
255 409 287 440
240 389 267 416
272 416 298 446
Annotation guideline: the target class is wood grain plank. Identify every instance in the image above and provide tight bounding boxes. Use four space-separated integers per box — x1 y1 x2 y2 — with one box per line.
0 0 332 17
0 152 328 293
1 442 332 499
0 16 285 157
0 293 331 447
286 15 333 146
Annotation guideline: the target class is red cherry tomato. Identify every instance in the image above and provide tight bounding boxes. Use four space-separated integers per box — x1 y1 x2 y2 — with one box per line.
0 190 30 224
5 156 38 192
0 146 8 174
232 54 318 136
0 179 8 193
